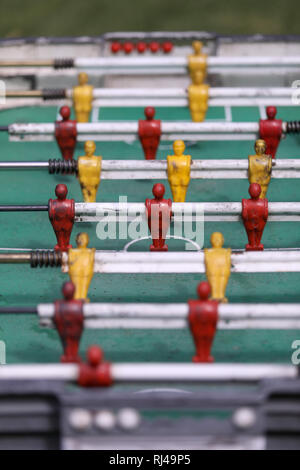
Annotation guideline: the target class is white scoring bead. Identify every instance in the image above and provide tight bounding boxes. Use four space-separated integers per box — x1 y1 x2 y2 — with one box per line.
94 410 116 430
232 407 256 429
117 408 141 430
69 408 92 431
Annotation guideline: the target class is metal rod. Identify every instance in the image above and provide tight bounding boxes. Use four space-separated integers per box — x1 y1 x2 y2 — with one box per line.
1 159 300 181
91 87 296 98
0 362 296 383
0 162 49 170
0 60 54 67
0 56 300 69
0 306 37 313
5 90 43 98
75 56 300 68
0 253 31 263
0 205 48 211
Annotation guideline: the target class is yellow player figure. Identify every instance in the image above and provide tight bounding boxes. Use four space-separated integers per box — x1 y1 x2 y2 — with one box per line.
167 140 191 202
78 141 102 202
248 139 272 199
72 72 94 123
204 232 231 303
188 41 207 84
67 232 95 300
187 70 209 122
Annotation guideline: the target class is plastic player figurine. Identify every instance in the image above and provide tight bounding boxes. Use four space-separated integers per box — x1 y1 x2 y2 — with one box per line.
242 183 268 251
54 281 84 363
167 140 191 202
48 184 75 252
77 141 102 203
187 71 209 122
248 139 272 199
188 41 207 84
67 232 95 300
78 346 113 387
72 72 94 123
138 107 161 159
259 106 282 158
145 183 172 251
55 106 77 160
188 281 218 363
204 232 231 303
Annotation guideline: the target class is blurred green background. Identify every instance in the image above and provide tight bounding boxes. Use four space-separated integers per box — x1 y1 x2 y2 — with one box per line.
0 0 299 37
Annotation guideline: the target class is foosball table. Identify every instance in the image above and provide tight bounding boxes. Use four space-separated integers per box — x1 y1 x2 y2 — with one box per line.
0 32 300 450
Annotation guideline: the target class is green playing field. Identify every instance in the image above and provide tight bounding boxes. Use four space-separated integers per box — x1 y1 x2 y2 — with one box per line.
0 104 299 365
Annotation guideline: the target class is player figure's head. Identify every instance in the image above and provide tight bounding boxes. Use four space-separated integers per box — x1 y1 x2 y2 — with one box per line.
152 183 165 199
55 183 68 200
197 281 211 300
249 183 261 200
62 281 76 300
76 232 89 248
255 139 266 155
84 140 96 156
144 106 155 120
193 70 204 85
60 106 71 121
192 41 203 55
173 139 185 156
210 232 224 249
78 72 89 86
87 345 103 366
266 106 277 120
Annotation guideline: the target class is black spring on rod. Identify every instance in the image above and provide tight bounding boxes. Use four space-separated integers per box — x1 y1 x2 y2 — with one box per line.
30 250 62 268
53 58 75 69
286 121 300 133
48 159 78 175
42 88 66 100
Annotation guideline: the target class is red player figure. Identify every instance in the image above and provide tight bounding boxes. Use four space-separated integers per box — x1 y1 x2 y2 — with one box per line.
55 105 77 161
259 106 283 158
48 184 75 252
78 346 113 387
145 183 172 251
188 281 219 363
138 106 161 160
54 282 84 363
242 183 268 251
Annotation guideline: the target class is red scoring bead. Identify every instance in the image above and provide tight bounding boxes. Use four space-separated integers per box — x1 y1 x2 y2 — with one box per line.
188 282 219 363
111 42 121 54
136 41 147 54
162 41 173 53
123 42 134 54
149 41 160 53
